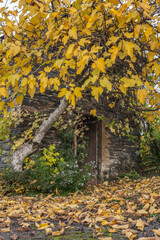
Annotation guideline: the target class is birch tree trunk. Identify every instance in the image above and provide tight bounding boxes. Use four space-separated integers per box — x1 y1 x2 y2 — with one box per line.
11 97 68 171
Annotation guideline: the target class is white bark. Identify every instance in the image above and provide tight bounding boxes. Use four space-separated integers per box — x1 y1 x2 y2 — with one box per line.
11 97 68 171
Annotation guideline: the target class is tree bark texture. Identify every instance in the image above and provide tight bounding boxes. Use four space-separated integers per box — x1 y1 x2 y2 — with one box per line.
11 97 68 171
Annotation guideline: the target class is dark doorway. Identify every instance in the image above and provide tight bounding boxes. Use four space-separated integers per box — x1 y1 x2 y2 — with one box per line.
85 118 97 165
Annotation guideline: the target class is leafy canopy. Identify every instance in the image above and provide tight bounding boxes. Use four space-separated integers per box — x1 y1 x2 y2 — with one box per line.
0 0 160 120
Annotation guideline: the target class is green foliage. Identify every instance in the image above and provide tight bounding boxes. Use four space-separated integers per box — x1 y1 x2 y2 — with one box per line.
119 171 141 180
140 119 160 174
1 130 94 194
0 109 22 156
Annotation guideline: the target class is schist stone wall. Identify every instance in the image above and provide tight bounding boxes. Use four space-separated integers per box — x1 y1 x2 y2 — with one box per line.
100 121 139 178
0 91 140 178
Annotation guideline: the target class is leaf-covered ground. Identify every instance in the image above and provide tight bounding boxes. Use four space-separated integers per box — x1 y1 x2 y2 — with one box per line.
0 177 160 240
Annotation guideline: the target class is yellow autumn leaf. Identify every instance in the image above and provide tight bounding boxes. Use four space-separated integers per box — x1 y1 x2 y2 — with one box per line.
137 238 155 240
90 109 96 117
3 107 8 116
69 94 75 107
0 87 8 98
58 88 67 98
101 220 109 226
136 218 145 231
4 26 12 36
147 52 155 62
21 77 28 87
66 44 75 59
108 228 117 233
74 87 82 98
69 59 76 69
136 209 148 215
137 89 148 104
69 27 77 39
95 58 106 73
134 25 141 39
7 101 14 108
52 227 64 236
45 228 53 235
112 224 129 229
49 77 60 91
0 101 5 111
79 38 86 47
16 95 24 105
98 237 113 240
91 86 103 101
62 0 70 7
121 77 136 88
28 86 35 98
54 59 64 68
100 77 112 91
77 60 86 75
0 228 10 232
124 32 133 38
145 27 152 41
109 46 119 62
124 42 134 58
152 228 160 236
44 66 52 73
38 223 49 230
62 35 69 45
106 36 120 46
86 15 97 29
139 2 150 12
119 85 127 95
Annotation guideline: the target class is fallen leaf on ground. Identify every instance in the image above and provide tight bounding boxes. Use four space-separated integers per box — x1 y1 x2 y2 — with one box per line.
52 227 64 236
138 238 156 240
136 218 145 231
16 226 30 232
152 228 160 236
45 228 53 235
112 224 129 229
0 228 10 232
37 223 49 230
98 237 113 240
10 234 19 240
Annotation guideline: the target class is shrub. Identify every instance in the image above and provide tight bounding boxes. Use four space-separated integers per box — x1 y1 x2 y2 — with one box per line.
1 129 95 194
140 119 160 174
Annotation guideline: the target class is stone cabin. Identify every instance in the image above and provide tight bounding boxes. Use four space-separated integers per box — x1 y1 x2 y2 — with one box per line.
1 90 139 180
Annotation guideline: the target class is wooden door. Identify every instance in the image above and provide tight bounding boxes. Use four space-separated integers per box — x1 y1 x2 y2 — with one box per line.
85 121 97 165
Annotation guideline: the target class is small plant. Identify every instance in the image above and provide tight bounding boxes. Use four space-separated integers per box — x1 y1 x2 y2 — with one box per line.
1 129 95 194
140 118 160 175
119 171 140 180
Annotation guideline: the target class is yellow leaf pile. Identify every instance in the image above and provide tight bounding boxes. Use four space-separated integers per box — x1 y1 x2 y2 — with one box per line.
0 176 160 239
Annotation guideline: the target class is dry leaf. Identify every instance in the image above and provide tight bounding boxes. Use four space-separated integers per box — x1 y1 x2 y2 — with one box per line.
20 222 30 228
136 209 148 215
52 227 64 236
98 237 113 240
136 219 145 231
138 238 155 240
112 224 129 229
102 220 109 226
108 228 117 233
16 226 30 232
0 228 10 232
10 234 19 240
152 228 160 236
37 223 49 230
45 228 53 235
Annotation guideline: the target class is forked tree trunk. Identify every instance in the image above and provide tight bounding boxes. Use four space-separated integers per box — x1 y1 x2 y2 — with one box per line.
11 97 68 171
